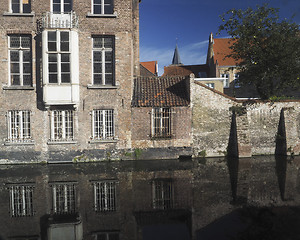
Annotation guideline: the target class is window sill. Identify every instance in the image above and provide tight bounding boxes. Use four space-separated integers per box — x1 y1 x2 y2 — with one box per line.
86 13 117 18
3 86 34 90
5 141 35 146
150 137 172 140
3 12 35 17
89 139 117 144
47 140 77 145
87 85 118 89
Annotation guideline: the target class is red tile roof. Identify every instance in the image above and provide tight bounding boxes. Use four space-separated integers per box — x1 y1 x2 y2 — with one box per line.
213 38 238 66
162 64 209 77
132 76 190 107
140 61 157 75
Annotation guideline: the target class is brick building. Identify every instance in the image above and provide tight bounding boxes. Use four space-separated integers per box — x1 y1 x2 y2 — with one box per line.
0 0 140 163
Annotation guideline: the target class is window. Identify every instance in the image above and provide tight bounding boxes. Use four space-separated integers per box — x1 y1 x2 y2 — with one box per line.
51 183 76 214
206 83 215 89
94 232 119 240
91 109 114 140
50 110 74 141
234 74 240 88
7 110 31 143
52 0 72 13
92 0 114 14
221 73 229 88
9 35 32 86
92 36 114 85
152 179 173 210
9 185 34 217
93 181 116 212
47 31 71 84
151 108 171 138
10 0 31 13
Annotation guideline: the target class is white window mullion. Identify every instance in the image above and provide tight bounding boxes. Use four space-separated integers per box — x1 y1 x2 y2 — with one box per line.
10 187 15 216
93 183 97 211
8 111 12 141
64 185 68 212
53 185 57 213
102 110 106 139
19 50 23 86
102 49 105 85
101 0 105 15
51 111 55 140
92 111 95 139
62 111 66 139
19 111 23 139
22 186 26 215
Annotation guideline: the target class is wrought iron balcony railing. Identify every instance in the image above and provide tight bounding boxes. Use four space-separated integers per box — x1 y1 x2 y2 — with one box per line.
42 11 78 29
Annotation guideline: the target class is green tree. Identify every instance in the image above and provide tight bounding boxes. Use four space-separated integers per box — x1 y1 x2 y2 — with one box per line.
218 4 300 99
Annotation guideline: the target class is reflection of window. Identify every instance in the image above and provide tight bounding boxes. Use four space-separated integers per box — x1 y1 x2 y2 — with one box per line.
47 31 70 84
51 183 76 214
9 185 34 217
9 35 32 86
52 0 72 13
234 74 240 88
92 0 114 14
50 110 74 141
92 36 114 85
206 83 215 89
151 108 171 138
7 110 31 143
198 72 207 78
221 73 229 88
10 0 31 13
94 232 119 240
93 181 116 212
91 109 114 140
152 179 173 210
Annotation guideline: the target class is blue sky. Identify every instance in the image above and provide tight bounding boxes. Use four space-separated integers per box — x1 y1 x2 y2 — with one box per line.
139 0 300 75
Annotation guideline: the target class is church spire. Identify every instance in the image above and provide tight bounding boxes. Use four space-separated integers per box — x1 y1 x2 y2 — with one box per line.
172 44 182 65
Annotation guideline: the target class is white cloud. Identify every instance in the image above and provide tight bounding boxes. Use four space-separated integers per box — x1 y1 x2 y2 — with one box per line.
140 40 209 76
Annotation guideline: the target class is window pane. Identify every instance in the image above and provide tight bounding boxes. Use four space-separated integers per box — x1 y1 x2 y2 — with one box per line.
23 75 31 86
48 54 57 62
94 63 102 73
61 74 70 83
23 50 31 62
11 63 20 73
49 64 57 72
105 51 112 61
104 37 112 48
93 38 102 48
94 51 102 62
93 5 101 14
104 5 113 14
23 63 31 73
48 32 57 51
64 0 72 13
23 0 31 13
94 0 101 4
105 74 113 85
10 51 19 61
94 74 102 84
10 36 20 48
12 1 20 13
21 36 31 48
11 75 20 85
49 74 58 83
105 63 112 73
61 53 70 62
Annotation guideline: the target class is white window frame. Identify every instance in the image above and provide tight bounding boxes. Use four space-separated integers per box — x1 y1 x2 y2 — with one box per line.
50 110 74 141
91 0 114 15
91 109 114 140
152 179 173 210
47 31 71 85
221 73 229 88
151 108 171 138
8 35 32 86
9 0 31 13
93 181 117 212
9 184 34 217
51 0 72 14
92 36 114 85
51 183 76 214
7 110 32 143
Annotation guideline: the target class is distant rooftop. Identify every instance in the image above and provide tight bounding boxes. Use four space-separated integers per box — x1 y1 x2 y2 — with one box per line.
213 38 238 66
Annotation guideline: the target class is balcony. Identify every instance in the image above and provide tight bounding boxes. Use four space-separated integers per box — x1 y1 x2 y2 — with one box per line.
42 12 78 29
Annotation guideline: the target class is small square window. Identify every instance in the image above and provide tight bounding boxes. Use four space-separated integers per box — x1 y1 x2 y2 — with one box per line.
151 108 171 138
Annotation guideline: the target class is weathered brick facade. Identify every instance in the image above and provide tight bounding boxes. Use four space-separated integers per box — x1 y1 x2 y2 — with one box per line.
0 0 140 163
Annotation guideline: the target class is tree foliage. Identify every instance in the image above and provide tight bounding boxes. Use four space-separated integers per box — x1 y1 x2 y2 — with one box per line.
218 4 300 99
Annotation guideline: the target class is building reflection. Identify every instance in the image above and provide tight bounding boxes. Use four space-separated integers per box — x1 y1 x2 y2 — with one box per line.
0 156 299 240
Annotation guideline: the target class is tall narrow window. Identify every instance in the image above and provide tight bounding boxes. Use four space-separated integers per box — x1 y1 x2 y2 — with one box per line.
93 36 114 85
152 179 173 210
91 109 114 140
234 73 240 88
221 73 229 88
151 108 171 138
11 0 31 13
93 181 116 212
9 185 34 217
7 110 31 143
92 0 114 14
48 31 70 84
51 183 76 214
9 35 32 86
52 0 72 13
50 110 74 141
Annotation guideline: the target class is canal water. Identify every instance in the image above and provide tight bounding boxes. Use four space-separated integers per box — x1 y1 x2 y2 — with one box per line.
0 155 300 240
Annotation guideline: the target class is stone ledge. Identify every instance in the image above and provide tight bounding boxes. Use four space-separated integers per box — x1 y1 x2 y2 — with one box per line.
3 12 35 17
87 85 118 89
89 139 118 144
47 141 77 145
86 13 117 18
3 86 34 90
4 141 35 146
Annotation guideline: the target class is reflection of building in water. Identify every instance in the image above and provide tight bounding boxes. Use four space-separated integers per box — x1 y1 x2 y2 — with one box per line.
1 156 300 240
